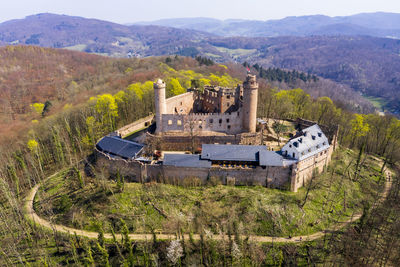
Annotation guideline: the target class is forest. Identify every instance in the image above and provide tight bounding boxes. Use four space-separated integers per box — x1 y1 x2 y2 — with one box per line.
0 46 399 265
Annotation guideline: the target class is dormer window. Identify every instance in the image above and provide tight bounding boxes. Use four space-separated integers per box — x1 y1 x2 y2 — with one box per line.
318 132 322 137
312 135 316 140
293 142 298 147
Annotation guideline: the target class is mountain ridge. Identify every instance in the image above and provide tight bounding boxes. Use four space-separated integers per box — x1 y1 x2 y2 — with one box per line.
134 12 400 38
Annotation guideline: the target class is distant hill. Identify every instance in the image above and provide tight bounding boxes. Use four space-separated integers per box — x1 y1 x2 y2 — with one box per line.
0 13 213 57
207 35 400 113
135 12 400 38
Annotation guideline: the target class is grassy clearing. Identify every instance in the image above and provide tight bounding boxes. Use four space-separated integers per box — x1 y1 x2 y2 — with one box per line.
214 46 257 59
64 44 87 52
35 148 384 238
362 95 388 111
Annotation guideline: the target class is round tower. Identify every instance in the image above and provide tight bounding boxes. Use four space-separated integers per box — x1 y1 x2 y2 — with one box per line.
242 74 258 133
154 79 166 134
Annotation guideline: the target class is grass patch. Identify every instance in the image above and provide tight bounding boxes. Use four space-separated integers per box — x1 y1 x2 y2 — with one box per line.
64 44 87 52
35 148 384 238
362 95 388 111
213 46 257 59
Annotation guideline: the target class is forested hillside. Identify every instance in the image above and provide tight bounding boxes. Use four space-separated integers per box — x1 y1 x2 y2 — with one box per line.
0 46 376 145
209 36 400 114
0 13 213 58
0 46 399 265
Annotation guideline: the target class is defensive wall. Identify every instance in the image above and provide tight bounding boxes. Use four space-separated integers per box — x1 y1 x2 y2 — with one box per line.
116 115 154 138
290 145 333 192
146 132 262 151
161 111 243 134
94 148 293 190
165 92 195 114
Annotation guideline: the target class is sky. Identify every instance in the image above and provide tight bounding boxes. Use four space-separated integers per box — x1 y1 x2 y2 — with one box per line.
1 0 400 24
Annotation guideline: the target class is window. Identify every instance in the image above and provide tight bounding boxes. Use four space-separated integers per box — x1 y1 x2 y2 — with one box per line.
227 125 231 129
227 103 229 107
227 95 231 99
293 152 296 158
226 118 230 123
180 101 183 105
210 119 213 123
177 120 182 126
219 119 222 124
168 120 172 125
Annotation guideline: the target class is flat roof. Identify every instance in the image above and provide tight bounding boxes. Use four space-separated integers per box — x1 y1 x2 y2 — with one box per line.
201 144 268 162
96 136 144 160
163 154 212 168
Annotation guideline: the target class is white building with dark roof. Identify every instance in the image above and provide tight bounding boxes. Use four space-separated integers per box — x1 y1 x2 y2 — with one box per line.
281 124 330 160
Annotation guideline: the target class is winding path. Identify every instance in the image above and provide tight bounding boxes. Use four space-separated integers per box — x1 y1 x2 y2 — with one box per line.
24 170 393 243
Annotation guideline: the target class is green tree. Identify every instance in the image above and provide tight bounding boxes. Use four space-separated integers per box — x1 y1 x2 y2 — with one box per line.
95 94 118 131
350 114 370 147
167 78 186 96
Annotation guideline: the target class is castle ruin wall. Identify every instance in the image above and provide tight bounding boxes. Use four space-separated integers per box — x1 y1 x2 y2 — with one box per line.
161 111 243 134
165 92 195 114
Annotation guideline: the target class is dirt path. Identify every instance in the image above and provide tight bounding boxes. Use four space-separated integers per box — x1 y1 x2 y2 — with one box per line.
24 170 393 243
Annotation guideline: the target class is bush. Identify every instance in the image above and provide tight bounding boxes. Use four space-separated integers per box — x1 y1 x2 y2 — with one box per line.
55 194 72 213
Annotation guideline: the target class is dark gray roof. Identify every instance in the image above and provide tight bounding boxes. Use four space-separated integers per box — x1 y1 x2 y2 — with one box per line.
259 151 297 167
259 151 285 166
201 144 268 162
163 154 212 168
96 136 144 159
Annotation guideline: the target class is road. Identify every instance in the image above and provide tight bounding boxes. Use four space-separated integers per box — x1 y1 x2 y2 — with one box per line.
24 170 393 243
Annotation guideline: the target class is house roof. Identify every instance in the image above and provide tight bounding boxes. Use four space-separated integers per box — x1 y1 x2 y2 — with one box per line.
201 144 268 162
163 154 212 168
283 124 330 160
259 151 292 167
96 136 144 160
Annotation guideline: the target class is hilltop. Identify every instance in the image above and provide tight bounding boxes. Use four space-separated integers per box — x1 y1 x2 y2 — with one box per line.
0 13 212 57
135 12 400 38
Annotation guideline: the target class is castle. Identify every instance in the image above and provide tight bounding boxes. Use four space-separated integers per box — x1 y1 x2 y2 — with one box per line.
154 74 258 135
95 75 336 192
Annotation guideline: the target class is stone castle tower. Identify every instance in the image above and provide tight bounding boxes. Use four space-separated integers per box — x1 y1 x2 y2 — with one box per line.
154 79 166 134
242 74 258 133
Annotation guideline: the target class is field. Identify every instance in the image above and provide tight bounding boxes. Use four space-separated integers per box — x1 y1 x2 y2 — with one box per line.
362 95 388 112
34 148 385 239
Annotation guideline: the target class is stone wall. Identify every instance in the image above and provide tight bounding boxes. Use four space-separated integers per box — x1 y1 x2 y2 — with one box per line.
94 149 144 182
165 92 195 114
290 145 333 192
95 148 292 189
161 111 243 134
116 115 154 138
146 132 261 151
145 164 291 189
